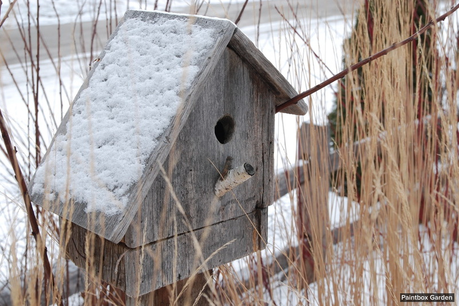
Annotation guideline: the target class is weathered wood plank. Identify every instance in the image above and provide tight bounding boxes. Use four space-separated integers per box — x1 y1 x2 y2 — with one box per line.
65 220 128 290
109 11 237 244
273 125 375 201
66 208 267 297
296 122 330 284
228 28 308 115
124 47 274 247
237 220 359 290
30 11 237 244
274 165 307 202
31 11 302 246
125 271 212 306
261 73 275 209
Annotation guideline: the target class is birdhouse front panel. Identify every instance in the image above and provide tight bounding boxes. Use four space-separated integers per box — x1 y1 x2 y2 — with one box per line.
29 10 239 244
124 46 275 247
29 9 307 297
66 208 267 296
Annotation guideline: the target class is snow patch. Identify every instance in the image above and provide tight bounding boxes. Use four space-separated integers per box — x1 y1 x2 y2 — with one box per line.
32 16 215 215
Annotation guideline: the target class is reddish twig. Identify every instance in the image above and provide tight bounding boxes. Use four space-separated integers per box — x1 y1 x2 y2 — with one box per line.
274 5 342 96
0 0 17 28
234 0 249 25
256 0 262 45
0 109 62 304
89 0 103 65
275 6 335 77
165 0 172 12
276 3 459 113
34 0 41 168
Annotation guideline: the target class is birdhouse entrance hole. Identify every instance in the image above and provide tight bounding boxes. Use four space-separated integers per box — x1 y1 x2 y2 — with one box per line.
215 115 235 144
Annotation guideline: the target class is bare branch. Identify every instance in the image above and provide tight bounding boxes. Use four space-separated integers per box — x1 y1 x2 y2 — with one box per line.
0 109 62 304
0 0 17 28
234 0 249 25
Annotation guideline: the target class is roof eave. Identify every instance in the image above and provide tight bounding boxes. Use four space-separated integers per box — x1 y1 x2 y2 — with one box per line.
228 28 308 116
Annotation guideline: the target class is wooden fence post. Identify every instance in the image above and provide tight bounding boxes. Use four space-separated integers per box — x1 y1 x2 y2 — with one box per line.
296 123 330 285
125 271 212 306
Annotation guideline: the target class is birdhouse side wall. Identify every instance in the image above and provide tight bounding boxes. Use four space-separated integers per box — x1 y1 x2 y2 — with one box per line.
124 47 275 248
65 208 267 297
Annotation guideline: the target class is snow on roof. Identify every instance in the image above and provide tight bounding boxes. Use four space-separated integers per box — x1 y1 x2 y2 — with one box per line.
32 14 215 216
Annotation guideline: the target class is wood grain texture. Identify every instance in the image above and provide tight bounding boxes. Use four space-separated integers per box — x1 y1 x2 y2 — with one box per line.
124 47 274 248
31 11 296 246
228 28 308 115
30 11 237 244
125 271 212 306
65 220 128 290
66 208 267 297
274 165 307 202
274 124 375 201
274 125 329 202
298 124 330 164
296 122 330 284
107 11 237 244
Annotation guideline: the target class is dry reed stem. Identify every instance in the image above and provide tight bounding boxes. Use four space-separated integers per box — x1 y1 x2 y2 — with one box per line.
234 0 249 25
0 109 62 304
276 2 459 112
0 0 16 28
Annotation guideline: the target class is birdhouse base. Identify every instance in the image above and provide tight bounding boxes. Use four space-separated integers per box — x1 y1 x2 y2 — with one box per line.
64 208 267 297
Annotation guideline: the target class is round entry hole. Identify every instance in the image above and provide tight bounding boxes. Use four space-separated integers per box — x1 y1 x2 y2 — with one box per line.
215 115 235 144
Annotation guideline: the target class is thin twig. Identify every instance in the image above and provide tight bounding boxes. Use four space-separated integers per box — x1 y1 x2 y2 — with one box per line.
34 0 41 168
276 3 459 113
274 5 337 81
0 109 62 305
0 0 17 28
234 0 249 25
89 0 103 65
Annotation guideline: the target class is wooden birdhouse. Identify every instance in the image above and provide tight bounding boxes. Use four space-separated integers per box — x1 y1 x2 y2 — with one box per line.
30 10 307 298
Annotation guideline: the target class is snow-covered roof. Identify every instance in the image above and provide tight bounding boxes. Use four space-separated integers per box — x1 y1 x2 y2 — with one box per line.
30 10 307 244
32 12 217 216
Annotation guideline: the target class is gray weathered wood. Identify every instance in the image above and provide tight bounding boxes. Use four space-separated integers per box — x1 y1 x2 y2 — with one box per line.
274 165 307 202
296 123 330 284
111 10 239 244
29 11 307 299
124 47 275 247
228 28 308 115
273 125 376 201
30 10 300 246
66 208 267 297
125 271 212 306
30 11 237 244
273 125 329 202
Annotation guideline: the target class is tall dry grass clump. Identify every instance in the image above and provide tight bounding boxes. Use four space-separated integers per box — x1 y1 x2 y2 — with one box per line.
0 0 458 305
307 0 459 303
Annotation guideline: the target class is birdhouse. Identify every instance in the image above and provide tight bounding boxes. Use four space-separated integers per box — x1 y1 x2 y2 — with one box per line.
30 10 307 297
